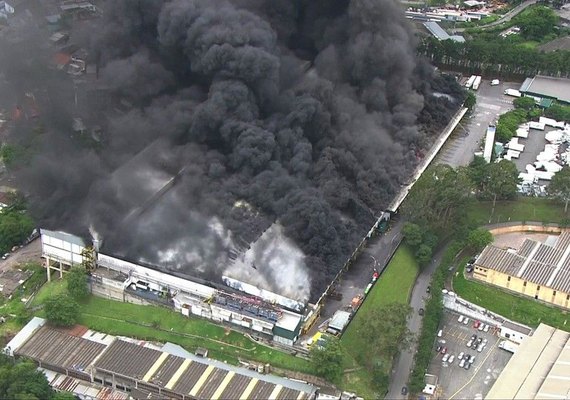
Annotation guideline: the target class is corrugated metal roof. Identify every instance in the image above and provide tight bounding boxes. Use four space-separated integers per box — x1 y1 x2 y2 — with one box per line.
476 231 570 294
519 75 570 104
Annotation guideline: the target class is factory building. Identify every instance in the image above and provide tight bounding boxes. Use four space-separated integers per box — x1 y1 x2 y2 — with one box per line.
473 230 570 310
486 323 570 400
5 317 317 400
519 75 570 105
40 229 307 346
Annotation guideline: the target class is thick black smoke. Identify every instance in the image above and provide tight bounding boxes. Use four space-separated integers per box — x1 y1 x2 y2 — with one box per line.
3 0 463 302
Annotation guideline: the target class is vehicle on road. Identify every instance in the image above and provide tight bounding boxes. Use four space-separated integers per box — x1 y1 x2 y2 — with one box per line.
419 308 424 315
491 79 500 86
401 386 408 396
472 76 482 91
504 88 522 98
426 286 430 293
1 253 9 260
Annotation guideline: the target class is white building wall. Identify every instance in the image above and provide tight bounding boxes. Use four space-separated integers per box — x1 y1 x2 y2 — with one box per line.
499 326 528 344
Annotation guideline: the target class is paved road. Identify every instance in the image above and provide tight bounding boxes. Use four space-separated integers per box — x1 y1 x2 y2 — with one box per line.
386 245 448 399
386 80 516 398
450 0 538 34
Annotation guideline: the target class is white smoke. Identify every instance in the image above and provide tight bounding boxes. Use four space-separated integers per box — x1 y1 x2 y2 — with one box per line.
223 223 311 302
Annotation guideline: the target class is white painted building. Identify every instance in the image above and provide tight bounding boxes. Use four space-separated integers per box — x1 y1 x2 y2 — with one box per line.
499 320 532 344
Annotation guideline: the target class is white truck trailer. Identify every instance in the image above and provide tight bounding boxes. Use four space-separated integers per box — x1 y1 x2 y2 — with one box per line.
465 75 477 89
504 88 522 98
472 76 482 90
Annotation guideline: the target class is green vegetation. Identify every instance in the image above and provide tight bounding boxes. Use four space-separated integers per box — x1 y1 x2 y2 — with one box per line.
514 6 559 41
33 283 312 373
453 261 570 330
469 157 520 202
341 246 419 398
465 197 566 226
0 208 34 255
44 294 78 326
545 103 570 123
65 266 89 300
403 222 438 267
409 241 464 392
496 109 529 142
0 353 57 400
466 228 493 251
549 166 570 213
310 337 344 381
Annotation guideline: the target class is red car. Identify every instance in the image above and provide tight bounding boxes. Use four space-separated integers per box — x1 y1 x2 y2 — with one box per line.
441 347 447 354
473 321 481 329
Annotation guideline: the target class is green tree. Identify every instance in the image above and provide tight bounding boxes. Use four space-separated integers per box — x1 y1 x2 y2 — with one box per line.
66 266 89 300
402 222 423 248
545 104 570 123
356 303 413 366
415 244 433 266
464 91 476 110
52 391 77 400
309 337 344 382
0 355 54 400
44 294 78 327
513 96 536 111
468 156 488 191
549 166 570 213
402 164 472 235
515 6 559 41
467 228 493 251
0 209 34 254
485 160 520 206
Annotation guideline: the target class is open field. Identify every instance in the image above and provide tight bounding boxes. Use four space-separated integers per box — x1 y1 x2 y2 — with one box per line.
33 281 313 373
466 197 567 226
341 245 419 398
453 261 570 331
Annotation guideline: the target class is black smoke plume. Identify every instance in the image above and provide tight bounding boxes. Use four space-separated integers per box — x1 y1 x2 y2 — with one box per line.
2 0 463 302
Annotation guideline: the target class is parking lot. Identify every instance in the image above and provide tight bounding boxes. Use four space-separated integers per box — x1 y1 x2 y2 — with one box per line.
428 310 513 399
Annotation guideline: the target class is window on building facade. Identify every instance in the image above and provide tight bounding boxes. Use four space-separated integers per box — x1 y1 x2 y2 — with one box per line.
537 286 540 291
523 281 527 286
507 276 511 282
553 291 557 297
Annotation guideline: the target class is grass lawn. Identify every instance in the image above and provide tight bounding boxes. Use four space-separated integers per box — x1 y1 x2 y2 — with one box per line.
31 279 66 307
340 245 420 398
466 197 567 227
453 262 570 331
33 281 312 373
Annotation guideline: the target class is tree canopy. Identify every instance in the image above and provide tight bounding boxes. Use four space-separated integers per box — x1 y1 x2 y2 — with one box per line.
467 228 493 251
354 302 412 368
514 6 559 41
549 166 570 213
309 337 344 382
485 160 520 204
513 96 536 111
44 294 78 327
0 209 34 254
0 354 55 400
66 267 89 300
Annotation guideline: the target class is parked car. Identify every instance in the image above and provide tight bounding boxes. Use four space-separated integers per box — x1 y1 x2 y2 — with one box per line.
458 315 464 323
438 329 443 337
442 354 450 363
464 361 471 370
448 355 455 364
419 308 424 315
459 359 466 368
478 323 485 331
441 347 448 354
466 340 473 348
477 344 485 353
469 355 475 364
1 253 9 260
471 341 478 350
458 352 465 360
483 324 490 332
471 334 478 341
476 338 483 345
436 345 442 353
401 386 408 395
473 321 481 329
463 317 469 325
426 286 431 293
483 338 488 345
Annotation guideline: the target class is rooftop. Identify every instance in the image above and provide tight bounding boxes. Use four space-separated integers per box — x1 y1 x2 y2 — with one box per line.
423 21 466 42
519 76 570 104
475 231 570 293
8 319 316 400
486 323 570 399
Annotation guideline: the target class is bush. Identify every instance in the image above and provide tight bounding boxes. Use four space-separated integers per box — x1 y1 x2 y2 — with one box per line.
66 266 89 300
45 294 78 327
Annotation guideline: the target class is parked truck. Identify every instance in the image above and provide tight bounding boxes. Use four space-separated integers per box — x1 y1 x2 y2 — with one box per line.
504 88 522 98
465 75 477 89
472 76 482 90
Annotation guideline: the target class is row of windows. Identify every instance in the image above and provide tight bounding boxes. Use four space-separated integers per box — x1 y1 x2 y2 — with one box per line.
506 275 570 300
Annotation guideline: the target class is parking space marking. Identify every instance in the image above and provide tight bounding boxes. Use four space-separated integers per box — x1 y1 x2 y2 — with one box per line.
448 336 501 400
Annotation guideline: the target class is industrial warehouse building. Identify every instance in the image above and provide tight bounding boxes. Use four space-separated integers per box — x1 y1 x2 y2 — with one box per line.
519 75 570 105
486 323 570 399
40 229 309 347
473 230 570 309
5 318 317 400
